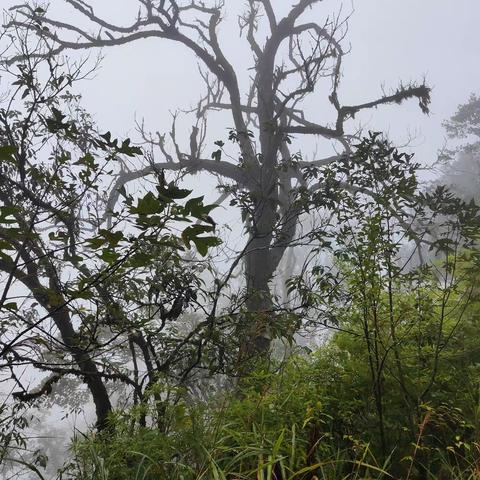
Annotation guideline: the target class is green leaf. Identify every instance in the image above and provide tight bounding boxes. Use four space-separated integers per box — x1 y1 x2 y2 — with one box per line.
0 145 17 162
99 248 121 264
87 229 124 250
3 302 18 311
86 236 106 249
98 229 124 247
73 289 95 300
184 197 218 219
0 240 14 251
118 138 142 157
132 192 163 215
74 153 97 169
157 183 191 201
127 252 152 268
211 149 222 161
100 131 112 143
192 236 221 256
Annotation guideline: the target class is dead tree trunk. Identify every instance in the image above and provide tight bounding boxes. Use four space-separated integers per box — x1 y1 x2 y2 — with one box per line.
7 0 431 364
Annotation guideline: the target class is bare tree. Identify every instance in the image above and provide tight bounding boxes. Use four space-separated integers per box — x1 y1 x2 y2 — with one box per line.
6 0 431 356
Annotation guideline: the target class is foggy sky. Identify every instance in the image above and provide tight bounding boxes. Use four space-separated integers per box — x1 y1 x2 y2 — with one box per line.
3 1 478 170
1 0 477 264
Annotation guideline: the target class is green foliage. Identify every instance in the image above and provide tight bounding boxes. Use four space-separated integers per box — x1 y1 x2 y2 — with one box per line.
0 25 479 479
66 367 390 480
0 32 224 472
63 134 480 480
66 313 480 479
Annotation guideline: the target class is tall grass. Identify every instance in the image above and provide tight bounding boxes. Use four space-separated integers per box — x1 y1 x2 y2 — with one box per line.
60 368 480 480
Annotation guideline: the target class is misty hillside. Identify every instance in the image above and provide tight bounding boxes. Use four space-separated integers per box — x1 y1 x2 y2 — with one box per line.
0 2 479 479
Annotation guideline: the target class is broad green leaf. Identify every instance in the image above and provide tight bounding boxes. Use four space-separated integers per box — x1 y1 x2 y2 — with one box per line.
132 192 163 215
0 145 16 162
99 248 121 264
192 236 221 256
3 302 18 311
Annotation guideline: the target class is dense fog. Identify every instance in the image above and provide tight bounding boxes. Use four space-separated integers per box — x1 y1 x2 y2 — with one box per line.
0 1 479 478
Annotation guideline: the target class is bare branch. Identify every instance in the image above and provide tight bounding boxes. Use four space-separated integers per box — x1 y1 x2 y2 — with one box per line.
258 0 277 31
283 84 431 138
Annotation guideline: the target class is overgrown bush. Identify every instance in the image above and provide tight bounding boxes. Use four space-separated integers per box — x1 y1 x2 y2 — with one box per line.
65 294 480 480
